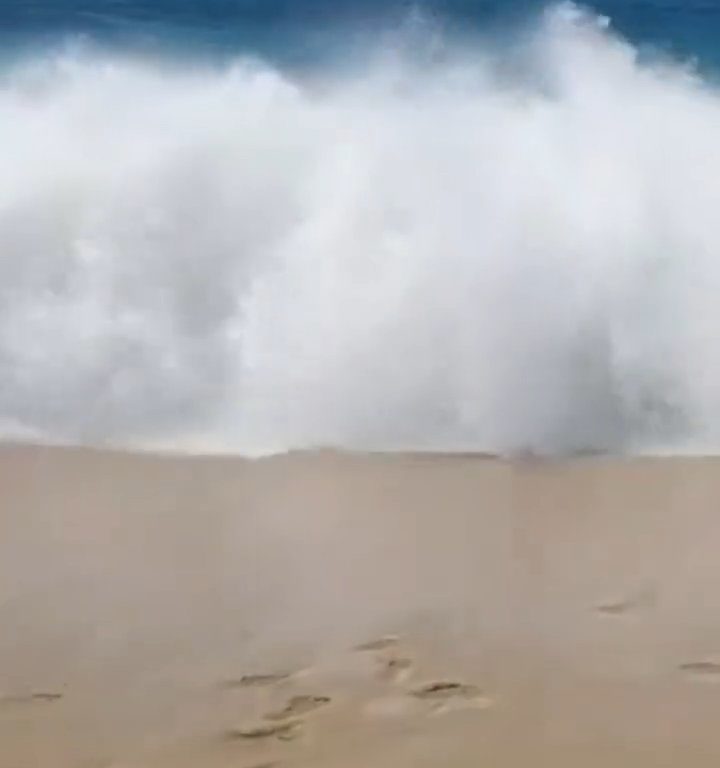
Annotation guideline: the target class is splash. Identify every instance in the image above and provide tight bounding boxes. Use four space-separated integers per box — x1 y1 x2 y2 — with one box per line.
1 4 719 456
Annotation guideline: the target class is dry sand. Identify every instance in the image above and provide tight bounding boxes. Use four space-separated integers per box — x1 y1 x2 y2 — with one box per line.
2 445 720 767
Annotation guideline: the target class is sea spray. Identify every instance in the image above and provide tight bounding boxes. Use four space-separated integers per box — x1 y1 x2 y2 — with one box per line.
1 5 719 455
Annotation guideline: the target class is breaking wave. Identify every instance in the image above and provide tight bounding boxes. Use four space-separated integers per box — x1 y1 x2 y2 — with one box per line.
2 4 720 456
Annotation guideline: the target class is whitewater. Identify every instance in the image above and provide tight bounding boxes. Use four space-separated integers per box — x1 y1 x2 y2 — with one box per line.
1 3 720 456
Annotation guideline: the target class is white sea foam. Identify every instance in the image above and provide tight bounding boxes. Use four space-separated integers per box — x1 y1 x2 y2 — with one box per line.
1 4 719 455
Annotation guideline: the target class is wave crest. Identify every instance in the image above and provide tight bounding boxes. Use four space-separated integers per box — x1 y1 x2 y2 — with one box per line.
1 5 718 455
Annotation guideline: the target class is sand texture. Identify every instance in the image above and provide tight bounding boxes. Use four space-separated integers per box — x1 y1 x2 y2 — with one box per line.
2 446 720 767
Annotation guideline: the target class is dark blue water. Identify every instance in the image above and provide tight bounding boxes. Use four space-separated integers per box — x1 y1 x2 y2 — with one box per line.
1 0 719 70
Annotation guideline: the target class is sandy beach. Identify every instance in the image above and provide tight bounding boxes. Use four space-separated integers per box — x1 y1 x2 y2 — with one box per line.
2 445 720 767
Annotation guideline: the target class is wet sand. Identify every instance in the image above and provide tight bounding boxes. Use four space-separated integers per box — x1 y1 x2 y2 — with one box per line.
2 445 720 767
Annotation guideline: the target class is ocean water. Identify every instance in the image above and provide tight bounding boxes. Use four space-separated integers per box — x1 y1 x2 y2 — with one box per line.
2 1 720 68
2 0 720 456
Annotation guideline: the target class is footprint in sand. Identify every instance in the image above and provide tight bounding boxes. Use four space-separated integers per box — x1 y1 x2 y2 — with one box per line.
596 601 636 616
354 636 400 652
225 719 304 742
220 672 293 689
365 681 491 720
678 661 720 677
595 588 657 616
265 695 331 721
410 681 493 714
0 692 63 706
411 681 483 700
